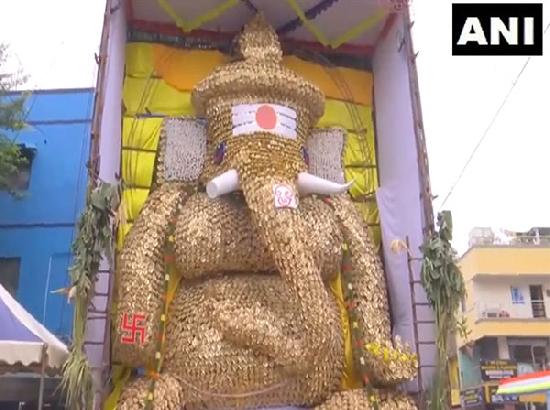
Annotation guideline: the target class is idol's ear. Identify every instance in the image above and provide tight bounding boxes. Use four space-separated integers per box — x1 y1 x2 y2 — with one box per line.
152 117 207 187
306 127 346 184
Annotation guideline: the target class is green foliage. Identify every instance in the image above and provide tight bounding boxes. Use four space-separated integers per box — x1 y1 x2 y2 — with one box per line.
456 315 471 341
420 211 466 410
60 182 120 410
0 136 27 195
0 43 29 196
421 366 446 410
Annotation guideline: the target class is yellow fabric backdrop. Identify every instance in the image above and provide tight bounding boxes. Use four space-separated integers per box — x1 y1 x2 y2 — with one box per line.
126 43 373 105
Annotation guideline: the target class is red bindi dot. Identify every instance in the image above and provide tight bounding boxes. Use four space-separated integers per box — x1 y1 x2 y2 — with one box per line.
255 105 277 130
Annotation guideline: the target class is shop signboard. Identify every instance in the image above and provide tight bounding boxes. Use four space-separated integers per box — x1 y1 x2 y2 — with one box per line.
462 387 485 408
480 359 517 381
485 384 519 404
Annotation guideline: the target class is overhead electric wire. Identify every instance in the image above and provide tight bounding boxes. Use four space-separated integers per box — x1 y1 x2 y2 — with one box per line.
439 21 550 209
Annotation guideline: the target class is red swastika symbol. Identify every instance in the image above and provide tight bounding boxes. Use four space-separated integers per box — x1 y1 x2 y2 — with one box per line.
120 312 147 345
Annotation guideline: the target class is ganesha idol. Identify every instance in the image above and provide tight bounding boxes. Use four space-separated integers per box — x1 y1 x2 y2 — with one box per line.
113 14 418 410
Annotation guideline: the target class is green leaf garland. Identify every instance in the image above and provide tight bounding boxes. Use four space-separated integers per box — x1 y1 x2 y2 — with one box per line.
60 182 120 410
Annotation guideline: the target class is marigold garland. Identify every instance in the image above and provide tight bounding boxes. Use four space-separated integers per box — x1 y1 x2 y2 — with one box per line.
340 241 419 408
340 243 380 409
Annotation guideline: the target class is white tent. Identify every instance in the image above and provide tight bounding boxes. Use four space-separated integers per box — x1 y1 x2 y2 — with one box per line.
0 283 69 408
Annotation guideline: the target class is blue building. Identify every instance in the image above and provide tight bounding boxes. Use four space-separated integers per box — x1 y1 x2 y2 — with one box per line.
0 88 93 343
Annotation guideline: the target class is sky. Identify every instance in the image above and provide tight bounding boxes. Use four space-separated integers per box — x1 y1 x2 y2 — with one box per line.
411 0 550 252
0 0 105 89
0 0 548 253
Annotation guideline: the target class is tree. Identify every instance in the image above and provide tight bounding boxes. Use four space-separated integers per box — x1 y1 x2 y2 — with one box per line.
0 43 28 196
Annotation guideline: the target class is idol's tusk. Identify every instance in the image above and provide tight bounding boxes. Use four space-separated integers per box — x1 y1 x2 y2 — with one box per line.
297 172 353 196
206 169 240 199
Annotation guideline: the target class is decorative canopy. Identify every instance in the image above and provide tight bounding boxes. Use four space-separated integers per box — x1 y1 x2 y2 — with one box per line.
0 284 68 372
127 0 396 53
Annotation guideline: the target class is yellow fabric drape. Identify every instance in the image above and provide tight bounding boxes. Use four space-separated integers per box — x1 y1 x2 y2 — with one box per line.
329 272 363 390
152 44 228 91
318 99 373 130
123 77 195 116
344 167 378 198
126 43 155 77
156 0 240 33
344 132 376 167
103 366 132 410
353 202 379 226
121 188 150 222
283 56 373 106
122 117 163 150
121 150 156 187
117 223 132 249
139 43 373 106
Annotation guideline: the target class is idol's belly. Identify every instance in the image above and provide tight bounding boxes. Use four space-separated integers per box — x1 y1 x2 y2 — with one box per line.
163 274 345 409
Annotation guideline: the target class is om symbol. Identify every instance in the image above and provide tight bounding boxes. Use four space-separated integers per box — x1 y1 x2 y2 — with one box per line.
273 183 298 209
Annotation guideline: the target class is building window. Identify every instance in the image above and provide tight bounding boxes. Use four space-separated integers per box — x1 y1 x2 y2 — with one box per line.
479 337 499 360
511 345 532 363
510 344 548 371
3 144 35 192
533 346 548 370
0 257 21 297
510 287 525 304
529 285 546 318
